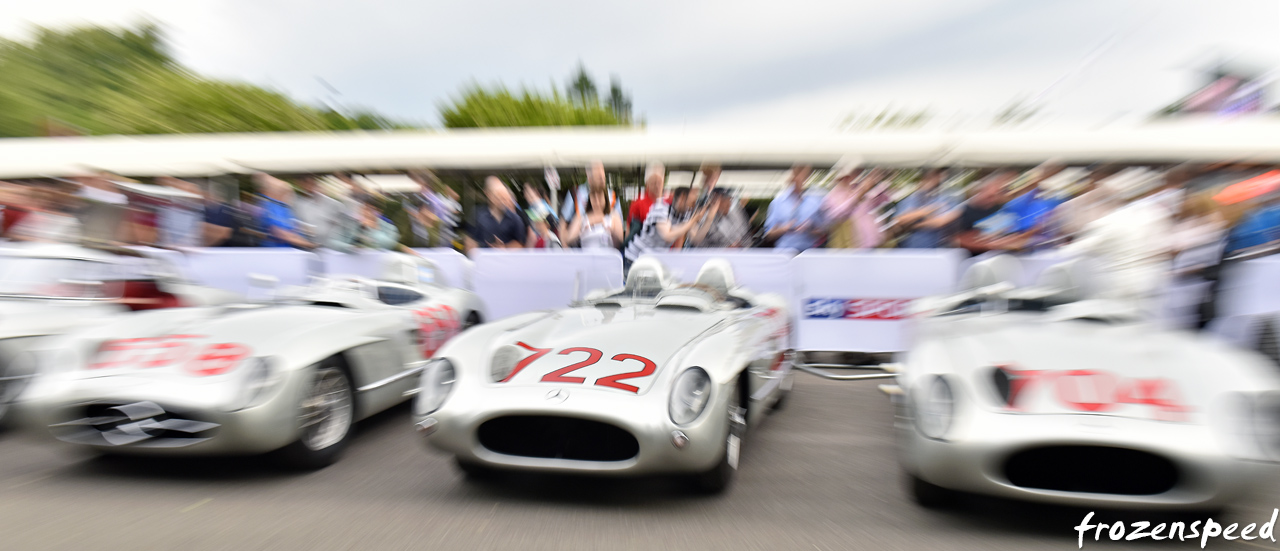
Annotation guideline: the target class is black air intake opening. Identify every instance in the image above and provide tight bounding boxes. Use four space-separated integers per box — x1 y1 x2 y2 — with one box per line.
478 415 639 462
1004 445 1178 495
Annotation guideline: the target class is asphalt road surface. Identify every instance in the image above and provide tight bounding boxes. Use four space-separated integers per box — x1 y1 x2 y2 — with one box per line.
1 374 1277 551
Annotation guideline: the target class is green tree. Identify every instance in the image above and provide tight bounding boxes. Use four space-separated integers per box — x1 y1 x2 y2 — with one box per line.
992 97 1041 127
605 75 632 122
440 85 629 128
566 62 599 106
0 23 402 137
839 107 931 131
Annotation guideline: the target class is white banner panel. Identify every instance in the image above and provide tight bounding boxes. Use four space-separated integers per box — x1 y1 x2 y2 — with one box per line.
472 249 623 320
183 248 317 296
1216 256 1280 320
793 249 965 353
643 249 797 303
318 249 388 279
314 249 472 290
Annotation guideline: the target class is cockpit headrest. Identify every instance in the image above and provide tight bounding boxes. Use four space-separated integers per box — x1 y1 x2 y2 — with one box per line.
959 254 1022 291
1034 258 1093 304
381 253 425 286
625 257 672 295
694 259 736 298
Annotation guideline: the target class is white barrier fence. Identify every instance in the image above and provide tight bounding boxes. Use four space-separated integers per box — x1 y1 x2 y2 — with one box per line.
471 249 623 320
133 247 1280 354
182 248 318 297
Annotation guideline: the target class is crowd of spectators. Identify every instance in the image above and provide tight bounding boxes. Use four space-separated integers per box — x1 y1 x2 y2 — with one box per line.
2 161 1278 288
0 171 461 257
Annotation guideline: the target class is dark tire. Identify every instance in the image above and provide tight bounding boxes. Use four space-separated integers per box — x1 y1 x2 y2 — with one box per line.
455 458 497 480
464 311 482 331
275 359 356 471
693 375 747 494
769 372 794 414
908 473 957 509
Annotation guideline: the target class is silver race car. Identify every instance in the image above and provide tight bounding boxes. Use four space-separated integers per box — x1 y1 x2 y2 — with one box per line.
20 253 484 469
0 243 239 423
413 258 793 492
890 256 1280 510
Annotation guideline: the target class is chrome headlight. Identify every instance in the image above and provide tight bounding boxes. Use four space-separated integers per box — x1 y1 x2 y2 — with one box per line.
490 345 522 382
669 367 712 425
229 357 280 411
914 375 955 441
415 359 456 416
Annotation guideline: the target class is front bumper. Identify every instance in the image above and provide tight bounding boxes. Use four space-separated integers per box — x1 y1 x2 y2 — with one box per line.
17 370 308 456
899 409 1272 510
419 384 730 476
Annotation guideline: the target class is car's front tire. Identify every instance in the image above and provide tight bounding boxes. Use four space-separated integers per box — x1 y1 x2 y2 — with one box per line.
455 458 497 480
693 376 747 494
463 311 482 331
276 359 355 470
908 473 957 509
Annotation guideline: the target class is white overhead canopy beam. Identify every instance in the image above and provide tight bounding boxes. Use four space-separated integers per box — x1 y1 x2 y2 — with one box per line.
0 118 1277 179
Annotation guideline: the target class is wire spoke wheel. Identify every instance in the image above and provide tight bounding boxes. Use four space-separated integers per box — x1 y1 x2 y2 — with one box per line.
298 367 353 451
693 376 747 493
725 383 747 470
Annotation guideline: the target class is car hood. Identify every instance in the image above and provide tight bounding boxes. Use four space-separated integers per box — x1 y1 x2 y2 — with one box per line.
485 306 728 395
935 317 1280 421
62 304 360 382
0 299 124 338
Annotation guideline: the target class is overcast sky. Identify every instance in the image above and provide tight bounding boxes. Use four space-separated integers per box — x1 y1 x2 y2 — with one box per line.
3 0 1278 130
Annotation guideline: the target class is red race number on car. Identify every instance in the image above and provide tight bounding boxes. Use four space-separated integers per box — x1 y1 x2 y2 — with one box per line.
502 341 658 394
414 305 460 358
89 335 251 376
1000 367 1190 421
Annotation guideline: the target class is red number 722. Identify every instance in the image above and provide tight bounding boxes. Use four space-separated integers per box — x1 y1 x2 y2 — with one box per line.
500 342 657 394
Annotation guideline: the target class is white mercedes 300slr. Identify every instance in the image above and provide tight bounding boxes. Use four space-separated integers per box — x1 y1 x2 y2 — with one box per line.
891 256 1280 511
20 253 483 469
414 258 793 492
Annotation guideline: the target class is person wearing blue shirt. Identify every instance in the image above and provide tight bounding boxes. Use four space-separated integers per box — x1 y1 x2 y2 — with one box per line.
764 165 825 250
254 173 314 249
983 165 1064 251
1225 200 1280 254
896 169 961 248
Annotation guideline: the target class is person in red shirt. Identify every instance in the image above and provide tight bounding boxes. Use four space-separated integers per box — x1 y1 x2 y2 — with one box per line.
628 162 665 239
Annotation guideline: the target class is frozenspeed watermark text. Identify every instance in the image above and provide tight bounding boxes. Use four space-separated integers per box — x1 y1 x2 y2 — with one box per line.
1076 510 1279 548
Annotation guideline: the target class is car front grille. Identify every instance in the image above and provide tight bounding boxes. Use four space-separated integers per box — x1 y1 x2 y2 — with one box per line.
50 401 219 448
477 415 639 462
1003 445 1179 496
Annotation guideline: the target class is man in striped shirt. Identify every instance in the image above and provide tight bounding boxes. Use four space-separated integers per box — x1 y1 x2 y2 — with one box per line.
623 182 709 270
